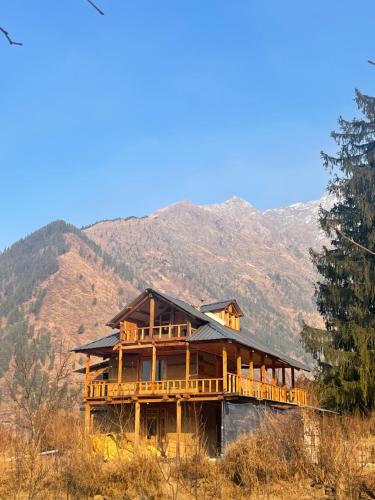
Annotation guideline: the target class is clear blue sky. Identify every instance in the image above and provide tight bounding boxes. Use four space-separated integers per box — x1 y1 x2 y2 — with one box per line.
1 0 374 250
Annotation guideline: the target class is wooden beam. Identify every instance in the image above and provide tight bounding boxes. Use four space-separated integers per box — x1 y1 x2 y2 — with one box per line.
185 343 190 389
249 350 254 395
222 345 228 392
85 354 91 388
176 399 182 458
261 355 266 383
149 295 155 337
85 402 91 434
236 346 242 392
134 401 141 447
118 348 123 384
151 344 157 384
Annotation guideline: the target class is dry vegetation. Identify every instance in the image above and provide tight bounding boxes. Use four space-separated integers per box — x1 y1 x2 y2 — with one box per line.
1 410 375 499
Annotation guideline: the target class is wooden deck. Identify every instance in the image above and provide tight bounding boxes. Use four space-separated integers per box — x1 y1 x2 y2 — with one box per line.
86 373 307 405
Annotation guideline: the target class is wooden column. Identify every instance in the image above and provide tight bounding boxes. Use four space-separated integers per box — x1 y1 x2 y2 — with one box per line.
282 367 286 386
118 347 123 385
85 402 91 434
149 295 155 337
249 350 254 395
291 367 295 388
176 399 182 458
185 343 190 390
261 355 266 399
272 362 276 386
151 345 157 384
236 346 242 392
134 401 141 448
85 355 91 397
222 345 228 392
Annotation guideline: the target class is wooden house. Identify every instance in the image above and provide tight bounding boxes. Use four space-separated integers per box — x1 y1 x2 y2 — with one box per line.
73 288 309 456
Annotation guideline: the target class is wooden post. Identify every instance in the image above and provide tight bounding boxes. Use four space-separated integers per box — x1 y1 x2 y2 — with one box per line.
151 345 157 384
272 362 276 386
236 346 242 392
261 355 266 398
118 347 123 385
149 295 155 337
134 401 140 448
85 355 91 397
291 367 295 388
176 399 182 458
85 402 91 434
282 367 286 386
185 344 190 390
249 350 254 395
222 345 228 392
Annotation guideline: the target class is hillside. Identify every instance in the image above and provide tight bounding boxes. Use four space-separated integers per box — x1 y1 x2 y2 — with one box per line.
0 221 139 376
84 194 331 357
0 194 330 373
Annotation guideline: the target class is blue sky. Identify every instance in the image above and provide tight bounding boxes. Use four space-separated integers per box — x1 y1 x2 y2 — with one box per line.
0 0 374 250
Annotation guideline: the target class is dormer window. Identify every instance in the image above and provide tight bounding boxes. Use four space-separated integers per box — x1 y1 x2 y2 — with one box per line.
200 300 243 331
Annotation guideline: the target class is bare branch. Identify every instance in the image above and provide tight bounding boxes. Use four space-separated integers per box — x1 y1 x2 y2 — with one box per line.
334 226 375 257
0 26 22 46
86 0 105 15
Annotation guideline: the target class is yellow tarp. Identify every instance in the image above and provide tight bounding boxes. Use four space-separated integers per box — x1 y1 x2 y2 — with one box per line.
91 434 161 462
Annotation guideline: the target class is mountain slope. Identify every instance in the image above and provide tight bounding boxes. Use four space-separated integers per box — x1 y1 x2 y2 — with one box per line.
84 195 331 357
0 221 139 376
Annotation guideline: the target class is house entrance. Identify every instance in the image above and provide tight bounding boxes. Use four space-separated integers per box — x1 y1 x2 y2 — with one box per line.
143 407 167 450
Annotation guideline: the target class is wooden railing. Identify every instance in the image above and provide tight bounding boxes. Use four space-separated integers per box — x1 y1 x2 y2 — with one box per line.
86 373 307 406
121 324 193 342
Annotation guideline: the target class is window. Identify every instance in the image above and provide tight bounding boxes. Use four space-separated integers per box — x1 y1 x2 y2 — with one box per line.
141 359 166 381
102 372 109 380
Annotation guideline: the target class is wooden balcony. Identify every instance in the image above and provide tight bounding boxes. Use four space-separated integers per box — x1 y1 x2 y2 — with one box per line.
86 373 307 406
120 323 195 342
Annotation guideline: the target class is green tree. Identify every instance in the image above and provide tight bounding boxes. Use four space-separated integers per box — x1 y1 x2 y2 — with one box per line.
301 90 375 414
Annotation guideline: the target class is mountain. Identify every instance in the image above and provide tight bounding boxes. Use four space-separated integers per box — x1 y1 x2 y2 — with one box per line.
84 194 332 357
0 194 331 376
0 221 138 376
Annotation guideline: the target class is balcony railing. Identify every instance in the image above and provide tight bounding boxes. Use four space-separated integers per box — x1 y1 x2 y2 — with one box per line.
121 323 194 342
86 373 307 406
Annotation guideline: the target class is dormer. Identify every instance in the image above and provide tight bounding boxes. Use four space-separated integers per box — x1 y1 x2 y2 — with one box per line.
200 300 243 331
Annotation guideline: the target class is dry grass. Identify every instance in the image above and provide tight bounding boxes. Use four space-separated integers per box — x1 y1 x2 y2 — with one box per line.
0 410 374 499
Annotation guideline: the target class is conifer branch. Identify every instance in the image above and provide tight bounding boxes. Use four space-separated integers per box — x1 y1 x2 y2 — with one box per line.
334 226 375 257
368 60 375 66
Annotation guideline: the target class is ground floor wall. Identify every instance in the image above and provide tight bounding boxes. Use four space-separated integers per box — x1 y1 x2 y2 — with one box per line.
88 399 298 457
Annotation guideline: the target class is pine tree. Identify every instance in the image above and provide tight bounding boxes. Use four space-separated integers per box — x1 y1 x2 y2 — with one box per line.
301 90 375 414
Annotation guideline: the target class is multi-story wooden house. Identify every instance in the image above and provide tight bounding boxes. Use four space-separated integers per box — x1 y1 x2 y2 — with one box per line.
73 288 309 456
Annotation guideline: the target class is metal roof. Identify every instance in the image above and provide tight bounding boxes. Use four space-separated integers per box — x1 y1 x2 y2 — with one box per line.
72 331 120 353
74 359 109 373
188 322 310 371
200 299 243 316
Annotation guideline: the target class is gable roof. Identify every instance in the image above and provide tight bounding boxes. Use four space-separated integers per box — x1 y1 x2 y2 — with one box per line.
200 299 243 316
73 287 310 372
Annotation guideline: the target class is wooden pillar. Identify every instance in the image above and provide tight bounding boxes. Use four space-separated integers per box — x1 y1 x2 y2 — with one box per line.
151 345 157 384
118 347 123 385
282 367 286 386
236 346 242 392
176 399 182 458
85 402 91 434
85 355 91 396
149 295 155 337
222 345 227 392
248 350 254 395
261 355 266 399
134 401 141 448
291 367 295 388
185 343 190 390
271 362 276 386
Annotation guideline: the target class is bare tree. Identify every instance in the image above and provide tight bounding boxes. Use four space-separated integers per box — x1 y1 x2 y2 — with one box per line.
1 0 104 47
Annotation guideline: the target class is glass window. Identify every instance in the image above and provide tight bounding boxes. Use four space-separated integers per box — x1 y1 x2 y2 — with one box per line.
141 360 151 381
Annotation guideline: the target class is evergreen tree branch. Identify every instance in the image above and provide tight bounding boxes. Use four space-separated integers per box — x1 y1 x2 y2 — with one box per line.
368 60 375 66
333 226 375 257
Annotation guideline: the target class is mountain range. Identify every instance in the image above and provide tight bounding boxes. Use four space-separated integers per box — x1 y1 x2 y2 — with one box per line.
0 194 332 374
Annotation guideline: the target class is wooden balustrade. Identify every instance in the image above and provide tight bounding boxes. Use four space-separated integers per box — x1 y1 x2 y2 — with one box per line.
86 373 307 406
121 323 193 342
